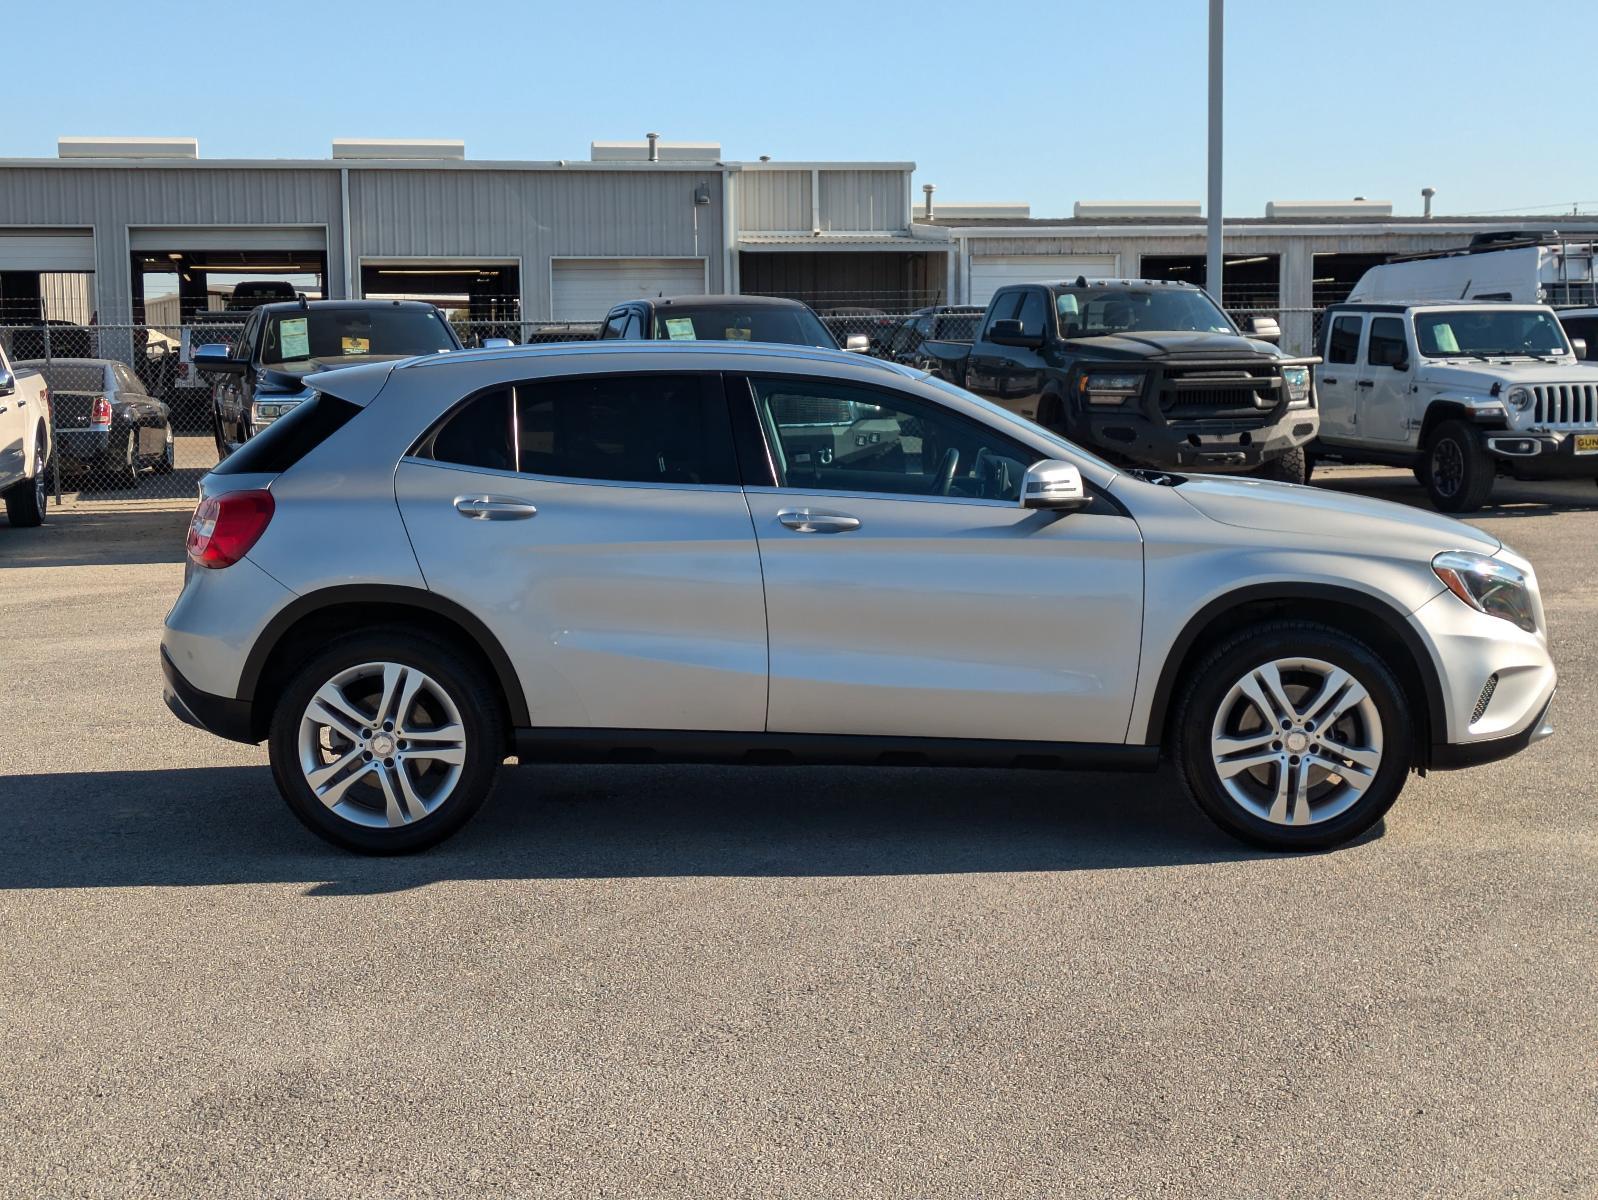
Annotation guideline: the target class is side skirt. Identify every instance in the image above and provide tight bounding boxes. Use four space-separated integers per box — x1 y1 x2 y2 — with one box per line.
512 728 1161 772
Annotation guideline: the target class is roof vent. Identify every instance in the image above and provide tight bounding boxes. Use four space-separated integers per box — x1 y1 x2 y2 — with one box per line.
1072 201 1202 218
590 140 722 162
1265 199 1394 218
332 139 465 160
58 136 197 160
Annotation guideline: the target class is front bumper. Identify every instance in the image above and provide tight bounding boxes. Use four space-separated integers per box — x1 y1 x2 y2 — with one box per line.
162 645 259 744
1086 409 1319 470
1484 429 1598 479
1431 691 1556 769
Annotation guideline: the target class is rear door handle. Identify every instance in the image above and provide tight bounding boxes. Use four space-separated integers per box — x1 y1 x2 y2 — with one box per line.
1356 380 1375 389
777 508 861 534
454 495 537 521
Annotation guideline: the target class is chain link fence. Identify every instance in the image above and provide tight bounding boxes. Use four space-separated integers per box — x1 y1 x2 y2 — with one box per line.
5 301 1340 509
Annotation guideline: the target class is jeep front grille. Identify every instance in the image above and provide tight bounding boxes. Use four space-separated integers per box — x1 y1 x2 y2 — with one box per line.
1531 383 1598 428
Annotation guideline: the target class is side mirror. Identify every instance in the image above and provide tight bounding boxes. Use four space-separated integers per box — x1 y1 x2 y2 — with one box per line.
194 343 247 375
481 336 515 349
844 334 870 353
1020 459 1090 512
990 318 1044 349
1572 337 1589 360
1391 357 1410 372
0 366 14 397
1248 317 1281 343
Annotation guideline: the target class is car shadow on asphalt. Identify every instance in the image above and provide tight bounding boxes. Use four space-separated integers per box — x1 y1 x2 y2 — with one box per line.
1313 471 1598 518
0 505 192 566
0 762 1344 893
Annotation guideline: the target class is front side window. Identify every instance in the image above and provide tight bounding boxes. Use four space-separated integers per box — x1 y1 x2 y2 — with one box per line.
600 312 627 340
1366 317 1408 366
980 291 1024 338
750 377 1035 503
1327 315 1363 364
1016 290 1048 337
1054 286 1235 337
259 307 458 366
1414 309 1572 358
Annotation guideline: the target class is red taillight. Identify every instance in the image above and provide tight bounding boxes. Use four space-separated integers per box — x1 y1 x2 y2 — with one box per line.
90 396 112 429
187 490 275 569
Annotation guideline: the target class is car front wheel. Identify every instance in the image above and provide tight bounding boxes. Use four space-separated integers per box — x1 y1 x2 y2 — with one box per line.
1173 622 1412 850
267 630 505 853
1424 420 1495 512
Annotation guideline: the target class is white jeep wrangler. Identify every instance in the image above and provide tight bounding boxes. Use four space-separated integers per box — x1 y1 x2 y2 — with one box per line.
1309 301 1598 511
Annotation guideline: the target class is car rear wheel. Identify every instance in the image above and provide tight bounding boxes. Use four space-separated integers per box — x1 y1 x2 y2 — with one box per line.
1173 621 1412 850
154 427 175 474
3 434 48 527
267 630 505 853
111 426 140 490
1424 420 1494 512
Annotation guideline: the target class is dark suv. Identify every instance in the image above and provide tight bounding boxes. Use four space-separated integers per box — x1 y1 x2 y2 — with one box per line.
596 294 862 351
195 299 463 456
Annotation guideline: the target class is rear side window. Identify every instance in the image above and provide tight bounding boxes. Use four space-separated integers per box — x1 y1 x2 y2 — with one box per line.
1327 315 1363 364
424 374 738 487
1367 317 1407 366
213 392 361 475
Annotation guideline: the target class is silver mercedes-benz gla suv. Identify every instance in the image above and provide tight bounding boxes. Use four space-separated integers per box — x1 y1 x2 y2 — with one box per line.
162 342 1556 854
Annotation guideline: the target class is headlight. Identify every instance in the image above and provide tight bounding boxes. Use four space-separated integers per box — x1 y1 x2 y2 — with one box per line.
252 399 302 422
1432 550 1538 633
1080 371 1143 406
1506 386 1532 412
1283 366 1311 407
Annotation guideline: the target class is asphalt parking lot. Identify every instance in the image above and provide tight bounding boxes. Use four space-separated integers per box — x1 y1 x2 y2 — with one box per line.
2 466 1594 1199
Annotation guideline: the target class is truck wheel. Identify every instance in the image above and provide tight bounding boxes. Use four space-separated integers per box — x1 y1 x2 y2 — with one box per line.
1254 447 1307 485
3 434 48 527
1423 420 1495 512
1172 620 1412 851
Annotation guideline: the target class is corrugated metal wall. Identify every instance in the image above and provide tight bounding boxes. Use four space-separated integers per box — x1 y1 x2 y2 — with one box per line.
0 167 341 319
818 170 905 232
738 171 810 232
350 168 726 315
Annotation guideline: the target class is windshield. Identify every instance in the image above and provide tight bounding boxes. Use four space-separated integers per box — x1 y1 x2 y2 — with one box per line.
1054 287 1236 337
260 308 457 366
651 305 837 348
921 374 1119 475
1414 309 1571 358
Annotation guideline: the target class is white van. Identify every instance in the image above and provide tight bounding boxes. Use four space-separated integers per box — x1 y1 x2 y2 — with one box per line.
1348 234 1598 307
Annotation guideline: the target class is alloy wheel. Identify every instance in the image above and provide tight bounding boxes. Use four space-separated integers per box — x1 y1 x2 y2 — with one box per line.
1431 438 1463 497
1209 657 1384 827
296 662 468 829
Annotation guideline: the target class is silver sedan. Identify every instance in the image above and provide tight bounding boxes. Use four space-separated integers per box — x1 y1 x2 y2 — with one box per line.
161 342 1556 853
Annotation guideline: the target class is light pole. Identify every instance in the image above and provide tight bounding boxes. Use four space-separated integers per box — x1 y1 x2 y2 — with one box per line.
1206 0 1224 303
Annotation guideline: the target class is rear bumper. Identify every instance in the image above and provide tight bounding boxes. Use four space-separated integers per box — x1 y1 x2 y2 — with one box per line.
161 645 259 744
55 429 113 463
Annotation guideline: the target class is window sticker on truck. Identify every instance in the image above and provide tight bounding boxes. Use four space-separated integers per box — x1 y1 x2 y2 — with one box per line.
280 318 310 360
664 318 696 341
341 336 370 355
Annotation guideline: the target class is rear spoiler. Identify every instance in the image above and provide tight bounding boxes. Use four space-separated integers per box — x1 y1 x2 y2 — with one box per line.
303 360 398 408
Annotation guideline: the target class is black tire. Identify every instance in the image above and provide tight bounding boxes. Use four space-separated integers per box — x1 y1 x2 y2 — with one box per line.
3 435 48 527
1254 446 1307 485
267 629 505 854
1423 420 1495 512
1172 621 1413 851
1302 450 1317 482
1412 464 1428 486
212 408 229 461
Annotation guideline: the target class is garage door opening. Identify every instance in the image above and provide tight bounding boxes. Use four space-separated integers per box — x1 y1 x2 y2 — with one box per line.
967 255 1119 308
550 258 706 323
361 261 521 344
1137 254 1280 320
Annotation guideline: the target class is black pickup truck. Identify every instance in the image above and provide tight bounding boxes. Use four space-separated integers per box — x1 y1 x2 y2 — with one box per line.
922 279 1320 481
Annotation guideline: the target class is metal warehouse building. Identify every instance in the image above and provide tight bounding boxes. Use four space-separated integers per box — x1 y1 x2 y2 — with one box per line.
3 135 1597 356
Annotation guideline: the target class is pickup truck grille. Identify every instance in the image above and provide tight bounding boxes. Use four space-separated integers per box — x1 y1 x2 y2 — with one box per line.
1531 383 1598 429
1159 367 1281 420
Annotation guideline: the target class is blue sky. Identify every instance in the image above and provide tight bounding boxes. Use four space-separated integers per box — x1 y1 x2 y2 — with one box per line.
9 0 1594 219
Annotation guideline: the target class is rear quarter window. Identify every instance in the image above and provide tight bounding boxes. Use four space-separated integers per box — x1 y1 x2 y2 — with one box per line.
213 392 361 475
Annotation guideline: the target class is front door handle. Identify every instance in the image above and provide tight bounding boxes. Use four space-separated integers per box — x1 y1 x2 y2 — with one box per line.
1356 380 1375 389
777 508 861 534
1321 377 1338 385
454 495 538 521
